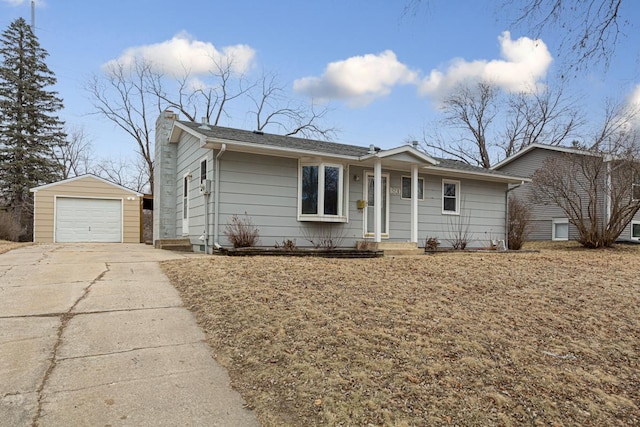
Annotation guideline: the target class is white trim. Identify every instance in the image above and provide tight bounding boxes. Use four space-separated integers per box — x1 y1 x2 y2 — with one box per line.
552 217 569 241
400 175 424 201
53 195 124 243
297 161 347 222
358 145 439 165
364 171 390 239
631 221 640 240
182 173 190 235
30 174 143 196
442 179 460 215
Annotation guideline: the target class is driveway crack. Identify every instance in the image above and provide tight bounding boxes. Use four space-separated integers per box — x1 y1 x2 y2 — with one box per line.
30 263 110 427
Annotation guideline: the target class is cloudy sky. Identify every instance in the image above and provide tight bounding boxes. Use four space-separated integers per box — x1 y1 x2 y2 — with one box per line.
1 0 639 161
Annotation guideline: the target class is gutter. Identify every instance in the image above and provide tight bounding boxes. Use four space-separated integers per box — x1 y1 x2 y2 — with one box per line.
213 143 226 247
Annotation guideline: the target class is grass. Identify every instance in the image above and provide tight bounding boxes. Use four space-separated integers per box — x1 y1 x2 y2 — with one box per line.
0 240 29 254
160 243 640 426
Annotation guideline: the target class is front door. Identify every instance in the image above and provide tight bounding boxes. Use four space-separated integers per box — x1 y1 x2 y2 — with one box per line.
364 172 389 236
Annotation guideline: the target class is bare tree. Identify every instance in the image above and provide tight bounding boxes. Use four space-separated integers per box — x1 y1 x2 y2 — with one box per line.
531 101 640 248
424 82 499 168
147 56 253 126
504 0 626 73
250 72 336 140
87 58 158 193
52 126 94 179
500 86 584 159
403 1 628 73
95 156 149 193
423 81 584 167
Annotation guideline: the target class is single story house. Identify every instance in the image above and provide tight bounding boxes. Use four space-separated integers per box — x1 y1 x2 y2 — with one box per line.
30 174 143 243
493 143 640 241
153 110 528 252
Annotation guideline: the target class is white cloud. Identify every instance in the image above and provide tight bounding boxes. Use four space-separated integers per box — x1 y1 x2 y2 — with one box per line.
418 31 553 99
103 32 256 77
629 84 640 107
293 50 418 107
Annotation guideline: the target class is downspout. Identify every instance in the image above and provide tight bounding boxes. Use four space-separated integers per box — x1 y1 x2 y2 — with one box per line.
203 191 209 254
213 144 227 246
505 181 525 250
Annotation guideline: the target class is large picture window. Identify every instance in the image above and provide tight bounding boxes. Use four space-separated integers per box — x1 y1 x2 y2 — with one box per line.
442 180 460 214
401 176 424 200
300 163 345 221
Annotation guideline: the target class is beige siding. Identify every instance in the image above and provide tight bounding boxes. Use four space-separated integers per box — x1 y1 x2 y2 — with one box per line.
33 176 141 243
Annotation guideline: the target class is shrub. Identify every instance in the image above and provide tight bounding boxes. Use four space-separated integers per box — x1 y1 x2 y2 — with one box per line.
275 239 297 250
224 213 259 248
0 211 21 242
302 224 346 250
424 236 440 251
508 196 531 250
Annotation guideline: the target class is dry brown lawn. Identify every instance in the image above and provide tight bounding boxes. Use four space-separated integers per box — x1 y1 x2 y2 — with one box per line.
161 243 640 426
0 240 29 254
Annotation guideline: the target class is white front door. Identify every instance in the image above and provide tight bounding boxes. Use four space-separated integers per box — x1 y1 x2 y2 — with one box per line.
182 174 190 235
364 172 389 237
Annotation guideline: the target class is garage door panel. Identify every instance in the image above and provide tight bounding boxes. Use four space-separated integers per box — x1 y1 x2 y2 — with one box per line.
55 198 122 243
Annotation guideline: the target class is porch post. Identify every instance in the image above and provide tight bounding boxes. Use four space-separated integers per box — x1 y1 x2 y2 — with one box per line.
411 164 418 243
374 159 382 243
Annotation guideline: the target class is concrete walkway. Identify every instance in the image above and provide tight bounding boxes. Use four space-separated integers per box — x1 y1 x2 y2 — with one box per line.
0 243 259 427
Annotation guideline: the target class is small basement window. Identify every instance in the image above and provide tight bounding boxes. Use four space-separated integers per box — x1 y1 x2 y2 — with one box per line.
552 218 569 241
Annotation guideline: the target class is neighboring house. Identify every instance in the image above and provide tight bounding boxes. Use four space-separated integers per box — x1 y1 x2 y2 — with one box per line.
493 143 640 242
30 174 143 243
153 110 528 252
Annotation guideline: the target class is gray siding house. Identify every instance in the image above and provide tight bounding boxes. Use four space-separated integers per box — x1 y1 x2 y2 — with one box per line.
153 110 528 252
493 143 640 242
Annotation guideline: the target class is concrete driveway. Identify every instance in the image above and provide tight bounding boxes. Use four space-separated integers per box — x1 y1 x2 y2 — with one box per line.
0 243 259 427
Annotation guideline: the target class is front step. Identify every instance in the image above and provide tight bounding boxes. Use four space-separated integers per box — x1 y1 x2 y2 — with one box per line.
356 241 424 256
154 238 193 252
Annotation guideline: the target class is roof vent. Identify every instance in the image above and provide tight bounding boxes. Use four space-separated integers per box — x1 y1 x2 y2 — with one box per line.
368 144 376 154
412 140 419 148
198 117 211 130
253 130 264 135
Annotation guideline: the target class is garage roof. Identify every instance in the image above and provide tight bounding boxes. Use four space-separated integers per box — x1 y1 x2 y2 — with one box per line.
30 174 143 196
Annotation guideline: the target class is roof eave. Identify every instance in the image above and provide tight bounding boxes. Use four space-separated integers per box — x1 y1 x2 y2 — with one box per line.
424 166 531 184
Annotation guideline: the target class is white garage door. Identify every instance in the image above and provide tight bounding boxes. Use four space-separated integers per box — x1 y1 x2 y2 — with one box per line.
55 198 122 243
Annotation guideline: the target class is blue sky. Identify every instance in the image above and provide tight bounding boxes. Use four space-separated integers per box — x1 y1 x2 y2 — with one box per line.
1 0 639 163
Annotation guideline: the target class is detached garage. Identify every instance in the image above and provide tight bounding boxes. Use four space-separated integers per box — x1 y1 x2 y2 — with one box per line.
30 175 143 243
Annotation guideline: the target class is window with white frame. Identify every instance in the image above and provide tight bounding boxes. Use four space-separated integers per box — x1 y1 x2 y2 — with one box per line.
442 180 460 214
552 218 569 240
401 176 424 200
632 221 640 240
299 163 345 220
200 158 207 184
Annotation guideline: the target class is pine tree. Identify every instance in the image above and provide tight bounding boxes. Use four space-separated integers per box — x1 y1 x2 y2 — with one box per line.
0 17 66 239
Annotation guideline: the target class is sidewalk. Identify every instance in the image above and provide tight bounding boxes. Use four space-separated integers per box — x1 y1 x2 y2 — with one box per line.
0 243 259 426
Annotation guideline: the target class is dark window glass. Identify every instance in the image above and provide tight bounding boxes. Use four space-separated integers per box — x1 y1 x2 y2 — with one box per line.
324 166 339 215
402 177 424 199
200 160 207 183
443 182 457 211
301 166 318 214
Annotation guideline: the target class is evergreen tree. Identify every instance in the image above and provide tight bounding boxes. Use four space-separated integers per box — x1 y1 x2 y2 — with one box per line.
0 17 66 239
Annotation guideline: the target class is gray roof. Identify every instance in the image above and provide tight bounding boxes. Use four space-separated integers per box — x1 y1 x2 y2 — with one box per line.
178 121 369 157
179 121 526 180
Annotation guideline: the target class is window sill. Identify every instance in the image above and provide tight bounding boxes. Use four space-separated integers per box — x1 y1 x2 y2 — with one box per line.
298 215 348 223
441 211 459 215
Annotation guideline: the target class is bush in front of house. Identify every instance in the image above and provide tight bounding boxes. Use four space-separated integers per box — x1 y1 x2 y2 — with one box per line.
224 213 260 248
0 211 21 241
508 196 531 250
